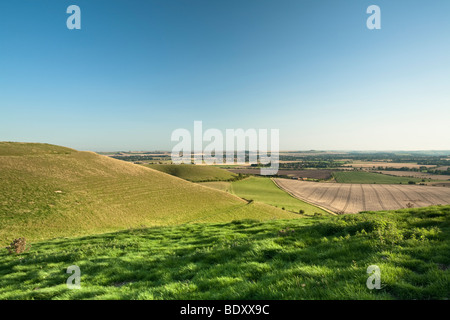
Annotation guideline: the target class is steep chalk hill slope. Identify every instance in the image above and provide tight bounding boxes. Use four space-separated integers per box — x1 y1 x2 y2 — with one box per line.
0 142 298 244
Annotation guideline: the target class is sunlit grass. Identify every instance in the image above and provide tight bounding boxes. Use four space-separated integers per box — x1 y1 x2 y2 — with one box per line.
230 177 329 215
1 206 448 300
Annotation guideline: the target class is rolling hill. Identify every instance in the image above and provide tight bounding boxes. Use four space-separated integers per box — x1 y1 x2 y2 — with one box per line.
0 142 299 245
144 164 238 182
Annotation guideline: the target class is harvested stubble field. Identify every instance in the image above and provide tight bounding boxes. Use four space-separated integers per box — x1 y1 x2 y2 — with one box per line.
274 178 450 214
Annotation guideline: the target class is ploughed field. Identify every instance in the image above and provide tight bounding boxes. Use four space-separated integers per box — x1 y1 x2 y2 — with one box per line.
274 178 450 214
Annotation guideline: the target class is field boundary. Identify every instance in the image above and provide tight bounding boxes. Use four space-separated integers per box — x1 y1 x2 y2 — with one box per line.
271 178 337 215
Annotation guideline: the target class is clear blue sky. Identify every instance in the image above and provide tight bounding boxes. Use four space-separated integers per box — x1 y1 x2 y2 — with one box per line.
1 0 449 151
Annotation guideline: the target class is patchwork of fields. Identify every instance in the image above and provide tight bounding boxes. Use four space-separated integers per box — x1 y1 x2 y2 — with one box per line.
342 162 436 169
274 178 450 214
228 168 334 180
377 171 450 181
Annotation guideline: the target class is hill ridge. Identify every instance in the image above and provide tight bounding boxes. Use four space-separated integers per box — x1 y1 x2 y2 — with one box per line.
0 142 299 244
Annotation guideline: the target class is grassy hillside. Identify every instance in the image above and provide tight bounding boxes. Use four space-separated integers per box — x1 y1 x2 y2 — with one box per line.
198 181 233 192
1 206 448 300
230 177 329 216
333 171 424 184
0 143 299 245
0 142 75 156
144 164 238 182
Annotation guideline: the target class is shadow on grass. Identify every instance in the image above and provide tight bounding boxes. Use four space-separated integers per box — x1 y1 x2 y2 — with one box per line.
0 206 449 299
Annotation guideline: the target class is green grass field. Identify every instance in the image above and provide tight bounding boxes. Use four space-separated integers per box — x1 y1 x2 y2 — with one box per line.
0 143 299 245
144 164 238 182
333 171 425 184
229 177 329 216
1 206 448 300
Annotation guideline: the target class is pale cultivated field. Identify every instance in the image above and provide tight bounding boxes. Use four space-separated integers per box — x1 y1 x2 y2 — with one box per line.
376 171 450 181
274 178 450 214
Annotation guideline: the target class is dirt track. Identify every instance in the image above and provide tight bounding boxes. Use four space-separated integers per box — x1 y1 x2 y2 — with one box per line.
273 178 450 214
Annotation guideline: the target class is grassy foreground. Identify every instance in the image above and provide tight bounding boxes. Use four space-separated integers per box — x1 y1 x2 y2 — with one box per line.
1 206 448 300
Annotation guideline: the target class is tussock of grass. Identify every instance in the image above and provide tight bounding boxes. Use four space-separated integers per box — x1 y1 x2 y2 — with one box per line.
1 206 448 300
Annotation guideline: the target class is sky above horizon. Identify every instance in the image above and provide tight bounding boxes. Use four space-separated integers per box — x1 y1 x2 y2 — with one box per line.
1 0 449 152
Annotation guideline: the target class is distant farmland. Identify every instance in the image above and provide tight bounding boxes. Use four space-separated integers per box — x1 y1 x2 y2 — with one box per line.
228 169 334 180
342 161 435 169
274 178 450 214
377 171 450 181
